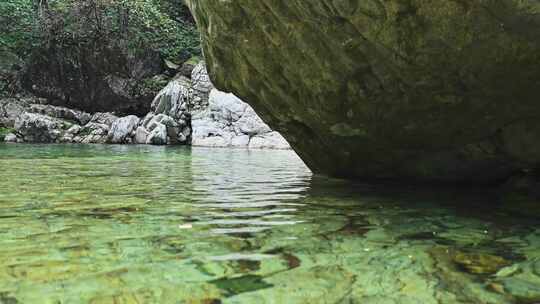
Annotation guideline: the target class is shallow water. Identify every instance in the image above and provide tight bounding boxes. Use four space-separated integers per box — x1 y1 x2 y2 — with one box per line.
1 143 540 304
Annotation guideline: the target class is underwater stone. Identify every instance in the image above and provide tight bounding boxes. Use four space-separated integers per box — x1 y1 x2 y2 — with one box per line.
502 278 540 302
452 252 510 275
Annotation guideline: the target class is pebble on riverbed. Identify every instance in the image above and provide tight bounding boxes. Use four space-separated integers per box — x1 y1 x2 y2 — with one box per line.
452 251 511 275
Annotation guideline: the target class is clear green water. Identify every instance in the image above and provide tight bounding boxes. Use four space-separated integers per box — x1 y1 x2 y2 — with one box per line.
1 144 540 304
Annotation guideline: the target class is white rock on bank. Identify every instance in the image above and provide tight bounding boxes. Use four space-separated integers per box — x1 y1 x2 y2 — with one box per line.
77 122 110 144
0 99 29 127
90 112 119 127
134 126 150 144
107 115 139 144
249 131 290 149
191 89 290 150
28 104 91 125
4 133 17 142
140 77 192 145
190 62 213 110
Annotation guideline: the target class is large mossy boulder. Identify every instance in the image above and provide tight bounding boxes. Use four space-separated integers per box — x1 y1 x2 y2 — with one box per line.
187 0 540 184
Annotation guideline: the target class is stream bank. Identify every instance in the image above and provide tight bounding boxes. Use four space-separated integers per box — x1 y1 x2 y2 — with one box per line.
0 62 289 150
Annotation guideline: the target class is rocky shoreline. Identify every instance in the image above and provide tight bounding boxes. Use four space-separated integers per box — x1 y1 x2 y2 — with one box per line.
0 62 290 150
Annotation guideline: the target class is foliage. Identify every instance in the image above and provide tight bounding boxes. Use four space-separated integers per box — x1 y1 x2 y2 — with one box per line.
0 0 36 59
138 75 170 96
0 0 33 97
0 0 200 64
0 0 200 101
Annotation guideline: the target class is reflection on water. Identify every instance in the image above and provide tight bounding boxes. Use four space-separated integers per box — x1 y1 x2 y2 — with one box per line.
0 143 539 303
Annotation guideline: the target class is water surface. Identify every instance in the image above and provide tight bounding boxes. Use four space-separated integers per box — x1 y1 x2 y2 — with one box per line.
1 143 540 304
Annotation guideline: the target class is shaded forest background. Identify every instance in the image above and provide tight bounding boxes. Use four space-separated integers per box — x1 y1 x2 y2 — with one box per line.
0 0 201 114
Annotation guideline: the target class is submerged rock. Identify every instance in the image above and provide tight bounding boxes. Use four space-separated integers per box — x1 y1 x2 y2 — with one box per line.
187 0 540 183
490 259 540 302
453 252 510 275
502 278 540 302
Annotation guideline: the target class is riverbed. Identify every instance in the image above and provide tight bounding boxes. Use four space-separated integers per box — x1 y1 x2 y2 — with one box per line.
1 144 539 303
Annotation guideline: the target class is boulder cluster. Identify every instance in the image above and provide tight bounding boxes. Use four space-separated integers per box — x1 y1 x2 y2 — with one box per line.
1 62 289 150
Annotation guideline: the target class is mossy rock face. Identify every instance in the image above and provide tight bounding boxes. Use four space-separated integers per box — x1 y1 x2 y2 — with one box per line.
187 0 540 184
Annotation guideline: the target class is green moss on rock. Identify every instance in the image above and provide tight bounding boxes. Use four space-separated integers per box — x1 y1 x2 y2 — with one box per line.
187 0 540 184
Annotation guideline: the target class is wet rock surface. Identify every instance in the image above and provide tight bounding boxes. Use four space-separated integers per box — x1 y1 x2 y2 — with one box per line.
187 0 540 183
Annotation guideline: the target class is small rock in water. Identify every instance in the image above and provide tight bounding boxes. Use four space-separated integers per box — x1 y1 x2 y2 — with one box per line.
282 252 301 269
495 264 520 278
487 282 506 294
0 292 18 304
453 251 510 274
502 278 540 302
533 259 540 276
